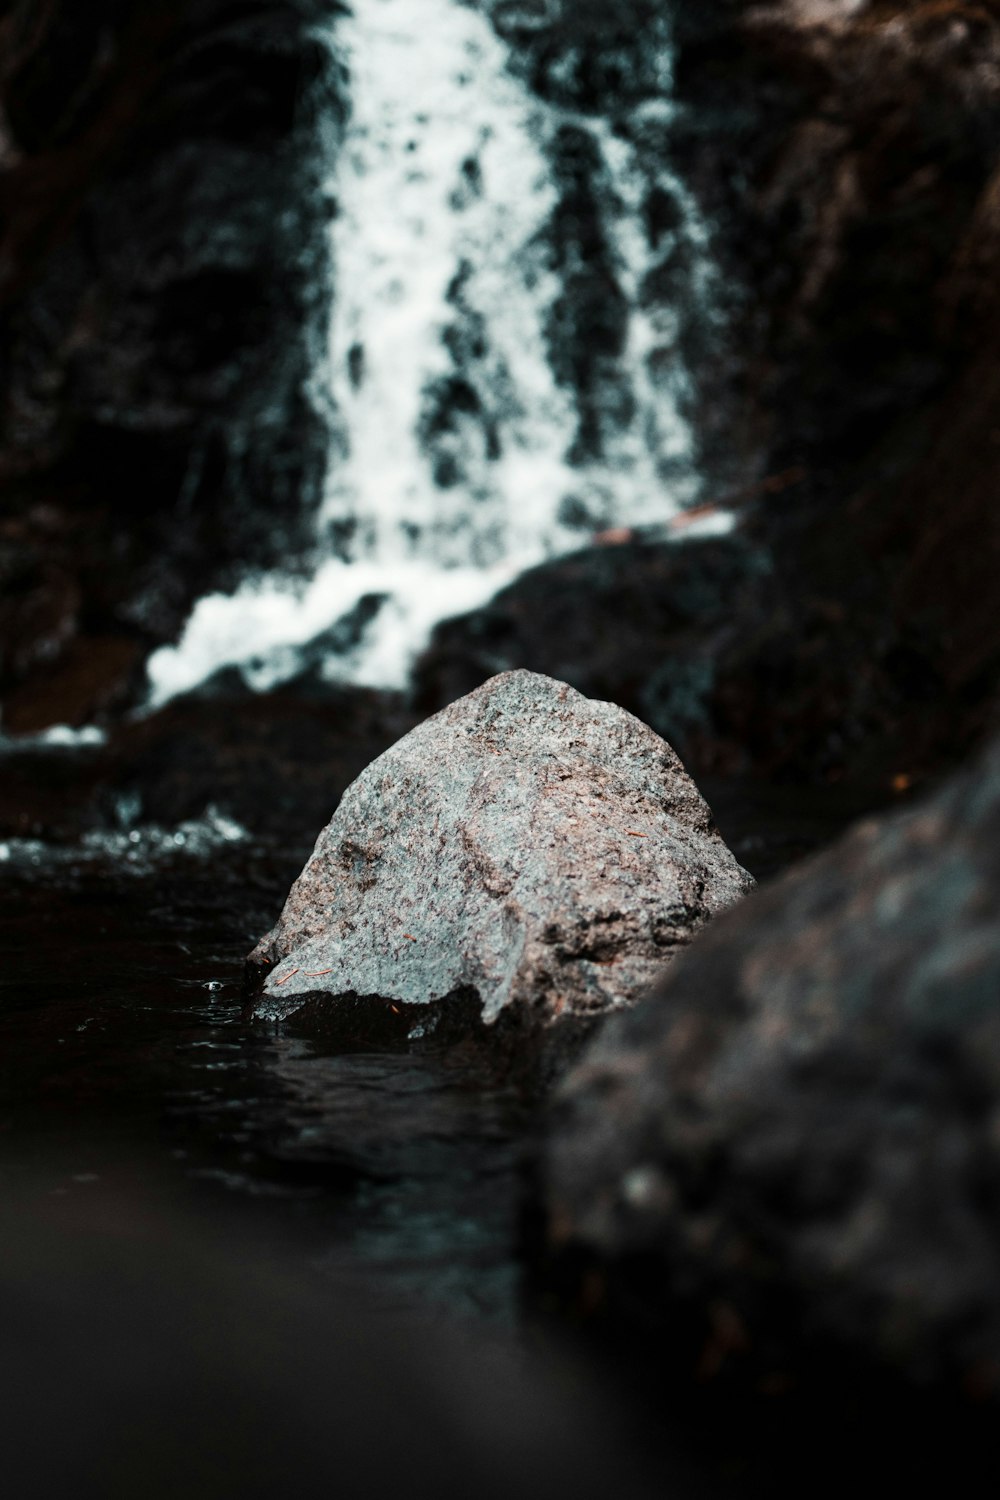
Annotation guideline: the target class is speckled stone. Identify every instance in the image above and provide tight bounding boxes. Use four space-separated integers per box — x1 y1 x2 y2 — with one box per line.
246 670 753 1026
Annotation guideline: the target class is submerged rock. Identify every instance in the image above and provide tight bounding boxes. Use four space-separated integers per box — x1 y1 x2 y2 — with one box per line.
542 732 1000 1396
246 670 753 1028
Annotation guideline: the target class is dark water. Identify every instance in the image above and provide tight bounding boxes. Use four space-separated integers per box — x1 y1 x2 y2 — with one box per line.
1 840 532 1329
0 772 880 1329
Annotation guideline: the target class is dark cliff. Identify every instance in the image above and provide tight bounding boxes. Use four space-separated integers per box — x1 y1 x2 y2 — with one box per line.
0 0 345 731
671 0 1000 778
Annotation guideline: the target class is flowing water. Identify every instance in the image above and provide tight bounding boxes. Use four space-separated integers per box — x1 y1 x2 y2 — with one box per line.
147 0 726 706
2 8 975 1492
2 0 851 1349
0 761 870 1324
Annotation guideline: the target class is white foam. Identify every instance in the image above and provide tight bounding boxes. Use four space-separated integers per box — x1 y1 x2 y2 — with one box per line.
146 555 526 702
0 811 249 876
0 724 107 750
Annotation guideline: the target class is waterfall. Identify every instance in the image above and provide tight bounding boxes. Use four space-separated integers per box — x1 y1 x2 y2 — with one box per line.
147 0 727 707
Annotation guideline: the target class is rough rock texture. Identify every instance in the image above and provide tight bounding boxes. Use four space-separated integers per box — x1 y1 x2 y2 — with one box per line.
542 729 1000 1396
247 671 753 1027
669 0 1000 778
0 0 343 731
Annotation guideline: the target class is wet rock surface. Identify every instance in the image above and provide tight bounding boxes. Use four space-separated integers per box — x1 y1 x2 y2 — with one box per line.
668 0 1000 779
542 730 1000 1397
0 0 341 732
247 671 754 1028
415 516 959 787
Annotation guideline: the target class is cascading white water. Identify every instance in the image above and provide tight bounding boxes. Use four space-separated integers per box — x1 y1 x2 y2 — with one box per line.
147 0 728 707
322 0 574 568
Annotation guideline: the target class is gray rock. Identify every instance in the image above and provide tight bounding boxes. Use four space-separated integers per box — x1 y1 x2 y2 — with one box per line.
542 732 1000 1395
246 670 753 1027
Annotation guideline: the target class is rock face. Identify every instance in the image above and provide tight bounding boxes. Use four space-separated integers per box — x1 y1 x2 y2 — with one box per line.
542 731 1000 1395
0 0 342 731
667 0 1000 779
246 671 753 1027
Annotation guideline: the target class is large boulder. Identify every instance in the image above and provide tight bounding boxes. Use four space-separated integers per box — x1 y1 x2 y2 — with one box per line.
246 671 753 1029
542 731 1000 1396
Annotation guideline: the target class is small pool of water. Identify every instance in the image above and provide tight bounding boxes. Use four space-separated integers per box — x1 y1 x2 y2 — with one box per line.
0 776 883 1325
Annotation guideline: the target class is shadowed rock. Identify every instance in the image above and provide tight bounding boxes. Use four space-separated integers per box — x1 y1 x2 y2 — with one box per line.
0 0 340 732
541 731 1000 1397
0 1176 667 1500
246 670 753 1028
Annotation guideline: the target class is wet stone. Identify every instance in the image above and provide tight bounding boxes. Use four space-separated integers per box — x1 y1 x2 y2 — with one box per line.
246 670 753 1031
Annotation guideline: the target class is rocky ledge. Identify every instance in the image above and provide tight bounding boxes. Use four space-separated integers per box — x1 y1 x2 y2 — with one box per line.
245 671 753 1033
